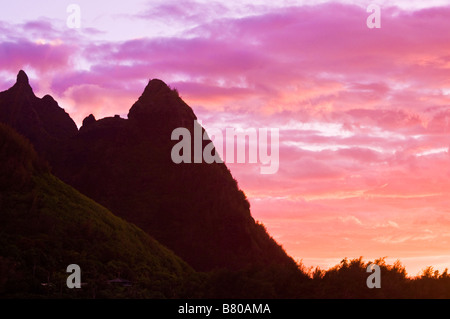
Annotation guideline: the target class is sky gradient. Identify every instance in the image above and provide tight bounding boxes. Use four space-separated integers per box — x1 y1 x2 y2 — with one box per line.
1 0 450 276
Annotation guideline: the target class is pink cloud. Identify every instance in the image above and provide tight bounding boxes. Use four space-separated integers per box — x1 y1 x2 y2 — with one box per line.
137 0 230 25
0 40 74 73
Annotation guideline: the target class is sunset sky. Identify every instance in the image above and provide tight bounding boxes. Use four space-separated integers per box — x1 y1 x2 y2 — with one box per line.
1 0 450 276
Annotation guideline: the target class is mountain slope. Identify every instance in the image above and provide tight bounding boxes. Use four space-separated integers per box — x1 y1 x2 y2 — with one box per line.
55 79 296 272
0 122 195 298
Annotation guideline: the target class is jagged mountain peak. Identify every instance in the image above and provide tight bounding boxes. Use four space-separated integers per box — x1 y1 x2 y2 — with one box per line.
10 70 34 96
127 78 196 127
137 78 178 105
145 78 173 94
82 113 96 127
16 70 29 85
0 71 78 154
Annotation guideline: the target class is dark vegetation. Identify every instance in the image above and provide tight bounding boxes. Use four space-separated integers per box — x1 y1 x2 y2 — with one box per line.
308 257 450 298
0 71 449 298
0 123 195 298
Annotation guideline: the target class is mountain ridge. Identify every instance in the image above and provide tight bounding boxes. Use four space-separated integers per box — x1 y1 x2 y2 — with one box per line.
0 70 298 273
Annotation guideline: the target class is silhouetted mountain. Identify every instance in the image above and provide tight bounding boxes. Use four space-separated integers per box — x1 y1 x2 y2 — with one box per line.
0 71 298 273
0 71 78 158
2 71 449 299
62 82 297 272
128 78 197 129
0 122 195 298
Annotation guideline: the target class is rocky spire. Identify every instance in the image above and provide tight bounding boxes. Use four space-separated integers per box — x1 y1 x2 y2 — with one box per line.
11 70 34 96
16 70 29 85
127 78 196 128
0 70 78 154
